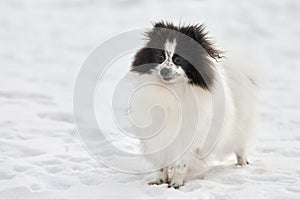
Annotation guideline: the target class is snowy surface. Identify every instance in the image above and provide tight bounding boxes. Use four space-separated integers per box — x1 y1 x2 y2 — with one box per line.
1 0 300 198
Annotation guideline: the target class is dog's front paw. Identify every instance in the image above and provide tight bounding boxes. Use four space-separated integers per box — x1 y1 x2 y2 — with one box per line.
168 179 184 189
148 178 169 185
236 155 250 166
148 179 164 185
235 154 250 166
148 168 170 185
235 160 249 166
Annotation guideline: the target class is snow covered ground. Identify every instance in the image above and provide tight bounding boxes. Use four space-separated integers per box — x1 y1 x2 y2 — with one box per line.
1 0 300 198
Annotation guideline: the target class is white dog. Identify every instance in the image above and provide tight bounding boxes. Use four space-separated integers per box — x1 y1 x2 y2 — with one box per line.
129 21 258 189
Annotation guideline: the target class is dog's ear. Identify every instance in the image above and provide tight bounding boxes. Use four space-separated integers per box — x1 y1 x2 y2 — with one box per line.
153 21 175 29
153 21 167 28
181 24 223 61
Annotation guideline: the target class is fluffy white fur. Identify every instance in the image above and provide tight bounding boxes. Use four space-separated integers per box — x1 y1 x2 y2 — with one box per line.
130 40 258 188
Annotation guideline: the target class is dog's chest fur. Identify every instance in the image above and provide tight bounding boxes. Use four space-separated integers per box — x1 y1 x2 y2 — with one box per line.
130 74 213 167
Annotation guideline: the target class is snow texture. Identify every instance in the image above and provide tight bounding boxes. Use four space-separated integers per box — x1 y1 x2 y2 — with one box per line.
1 0 300 199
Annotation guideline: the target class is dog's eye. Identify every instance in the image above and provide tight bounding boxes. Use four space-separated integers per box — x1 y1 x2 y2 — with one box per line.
157 54 165 63
173 56 184 65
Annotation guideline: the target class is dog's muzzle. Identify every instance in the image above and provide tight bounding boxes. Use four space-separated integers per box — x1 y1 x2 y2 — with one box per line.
159 67 173 81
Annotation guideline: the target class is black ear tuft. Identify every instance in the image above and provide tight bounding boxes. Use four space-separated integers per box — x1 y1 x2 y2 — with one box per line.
180 25 197 40
180 24 223 61
151 22 223 61
153 21 167 28
152 21 178 31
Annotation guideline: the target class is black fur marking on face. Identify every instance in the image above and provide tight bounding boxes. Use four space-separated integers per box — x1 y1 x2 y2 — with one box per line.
153 21 223 61
131 21 223 90
131 48 164 74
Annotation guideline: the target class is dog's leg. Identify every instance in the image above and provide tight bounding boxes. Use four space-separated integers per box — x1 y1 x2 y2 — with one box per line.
168 161 188 189
148 167 169 185
235 151 249 166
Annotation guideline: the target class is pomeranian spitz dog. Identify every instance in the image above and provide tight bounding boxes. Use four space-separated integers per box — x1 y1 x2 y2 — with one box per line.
129 21 258 189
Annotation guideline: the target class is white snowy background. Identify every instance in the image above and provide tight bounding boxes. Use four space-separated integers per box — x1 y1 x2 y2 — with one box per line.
1 0 300 198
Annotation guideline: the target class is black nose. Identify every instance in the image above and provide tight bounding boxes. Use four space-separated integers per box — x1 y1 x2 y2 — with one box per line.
160 68 171 77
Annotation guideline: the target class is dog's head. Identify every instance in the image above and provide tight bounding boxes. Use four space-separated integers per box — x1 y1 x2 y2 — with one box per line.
131 21 222 90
